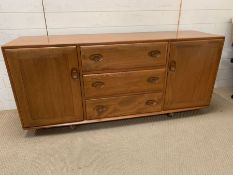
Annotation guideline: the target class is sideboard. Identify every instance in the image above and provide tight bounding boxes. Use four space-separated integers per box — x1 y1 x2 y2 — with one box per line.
1 31 224 129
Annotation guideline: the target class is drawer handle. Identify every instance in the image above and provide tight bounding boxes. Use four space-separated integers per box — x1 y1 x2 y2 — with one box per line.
148 50 161 58
89 54 103 62
147 77 159 84
95 105 108 114
169 60 176 72
92 81 105 88
71 68 79 80
145 100 158 106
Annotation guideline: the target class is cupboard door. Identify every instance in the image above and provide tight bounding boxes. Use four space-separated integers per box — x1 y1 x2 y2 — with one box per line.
5 46 83 128
164 40 224 110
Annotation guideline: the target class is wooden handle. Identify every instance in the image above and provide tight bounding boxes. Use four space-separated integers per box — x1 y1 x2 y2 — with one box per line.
148 50 161 58
169 60 176 72
147 77 159 83
145 100 158 106
89 54 103 62
92 81 105 88
71 68 79 79
95 105 107 114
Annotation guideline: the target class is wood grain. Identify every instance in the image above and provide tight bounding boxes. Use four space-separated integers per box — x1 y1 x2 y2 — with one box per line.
81 42 167 72
4 47 83 127
2 31 224 48
26 105 208 129
83 69 166 98
86 92 163 120
1 31 225 129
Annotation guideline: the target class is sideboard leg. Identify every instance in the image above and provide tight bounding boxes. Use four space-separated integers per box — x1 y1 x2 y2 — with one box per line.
167 113 174 117
69 125 76 130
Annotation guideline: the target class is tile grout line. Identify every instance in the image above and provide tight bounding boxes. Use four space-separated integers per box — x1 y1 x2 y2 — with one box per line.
176 0 183 34
42 0 49 36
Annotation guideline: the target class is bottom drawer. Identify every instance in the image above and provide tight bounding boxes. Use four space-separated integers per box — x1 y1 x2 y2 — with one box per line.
86 92 163 119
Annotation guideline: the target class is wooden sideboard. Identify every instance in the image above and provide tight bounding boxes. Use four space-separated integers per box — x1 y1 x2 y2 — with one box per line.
1 31 224 129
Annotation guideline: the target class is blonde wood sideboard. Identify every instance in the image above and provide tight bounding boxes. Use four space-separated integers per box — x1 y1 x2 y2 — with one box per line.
1 31 224 129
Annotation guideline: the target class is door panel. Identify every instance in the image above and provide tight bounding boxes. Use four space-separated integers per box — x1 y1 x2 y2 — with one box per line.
5 46 83 127
164 40 224 110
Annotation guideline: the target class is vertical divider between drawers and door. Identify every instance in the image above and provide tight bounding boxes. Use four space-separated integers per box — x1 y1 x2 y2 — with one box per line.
161 41 171 111
76 45 87 121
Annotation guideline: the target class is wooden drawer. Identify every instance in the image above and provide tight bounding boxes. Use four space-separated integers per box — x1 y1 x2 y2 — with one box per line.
86 92 163 119
81 42 168 72
83 69 166 98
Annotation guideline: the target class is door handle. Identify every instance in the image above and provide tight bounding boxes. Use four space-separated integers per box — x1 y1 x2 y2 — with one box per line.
169 60 176 72
71 68 79 79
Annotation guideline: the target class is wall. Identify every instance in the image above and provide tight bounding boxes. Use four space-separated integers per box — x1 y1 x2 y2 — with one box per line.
0 0 232 110
0 0 47 110
179 0 233 88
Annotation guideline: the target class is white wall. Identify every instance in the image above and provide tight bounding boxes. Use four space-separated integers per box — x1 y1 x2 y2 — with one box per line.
179 0 233 88
0 0 47 110
43 0 180 34
0 0 233 110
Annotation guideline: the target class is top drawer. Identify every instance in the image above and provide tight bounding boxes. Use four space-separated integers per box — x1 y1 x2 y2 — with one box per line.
81 42 168 72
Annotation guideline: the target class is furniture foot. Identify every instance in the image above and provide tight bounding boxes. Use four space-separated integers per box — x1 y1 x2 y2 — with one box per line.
69 125 76 130
167 113 174 117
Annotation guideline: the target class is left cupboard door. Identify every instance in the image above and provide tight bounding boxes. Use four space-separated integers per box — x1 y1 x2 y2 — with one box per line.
4 46 84 128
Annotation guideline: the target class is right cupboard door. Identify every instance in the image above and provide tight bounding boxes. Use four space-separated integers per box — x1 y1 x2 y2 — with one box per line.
164 39 224 110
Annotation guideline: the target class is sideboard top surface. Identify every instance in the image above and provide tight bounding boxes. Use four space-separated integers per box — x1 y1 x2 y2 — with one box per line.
2 31 224 48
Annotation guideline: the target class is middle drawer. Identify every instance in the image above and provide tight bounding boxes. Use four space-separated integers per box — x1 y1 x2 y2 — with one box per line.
83 69 166 98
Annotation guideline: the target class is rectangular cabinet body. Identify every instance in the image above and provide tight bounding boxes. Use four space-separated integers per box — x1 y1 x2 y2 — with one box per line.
1 31 224 129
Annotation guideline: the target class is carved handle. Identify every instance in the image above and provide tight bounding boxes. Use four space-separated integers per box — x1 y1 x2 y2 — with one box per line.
147 77 159 84
148 50 161 58
92 81 105 88
145 100 158 106
71 68 79 80
95 105 107 114
169 60 176 72
89 54 103 62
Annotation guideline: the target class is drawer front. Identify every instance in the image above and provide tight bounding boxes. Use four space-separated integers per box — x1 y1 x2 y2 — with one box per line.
86 92 163 119
81 42 168 72
83 69 166 98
